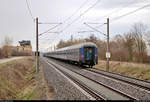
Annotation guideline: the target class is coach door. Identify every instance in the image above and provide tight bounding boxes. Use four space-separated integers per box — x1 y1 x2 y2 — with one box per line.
84 47 94 61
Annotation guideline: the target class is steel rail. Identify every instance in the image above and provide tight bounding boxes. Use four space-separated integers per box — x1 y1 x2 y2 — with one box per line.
93 68 150 83
46 58 138 100
57 58 150 91
87 68 150 91
45 58 106 100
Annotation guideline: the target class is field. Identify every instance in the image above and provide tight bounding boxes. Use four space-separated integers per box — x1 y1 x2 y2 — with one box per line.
0 57 52 100
95 60 150 82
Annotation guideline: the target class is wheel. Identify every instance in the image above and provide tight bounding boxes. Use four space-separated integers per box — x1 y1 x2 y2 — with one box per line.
89 65 93 68
79 63 82 67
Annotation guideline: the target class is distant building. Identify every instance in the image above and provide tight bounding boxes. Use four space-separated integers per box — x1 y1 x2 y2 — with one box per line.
19 40 31 46
12 40 32 56
17 40 32 55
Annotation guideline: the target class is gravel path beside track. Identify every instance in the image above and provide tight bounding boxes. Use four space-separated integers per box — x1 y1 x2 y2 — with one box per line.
0 57 24 64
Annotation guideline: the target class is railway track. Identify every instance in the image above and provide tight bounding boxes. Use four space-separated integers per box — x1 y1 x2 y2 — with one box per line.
44 58 106 100
54 68 106 100
86 68 150 91
44 58 139 100
47 58 150 100
51 58 150 92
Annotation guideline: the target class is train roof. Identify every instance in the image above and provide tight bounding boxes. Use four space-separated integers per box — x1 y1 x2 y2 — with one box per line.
56 42 97 52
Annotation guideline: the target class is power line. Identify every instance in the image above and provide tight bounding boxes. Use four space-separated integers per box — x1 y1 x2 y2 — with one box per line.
52 0 101 43
87 1 149 29
38 0 97 51
78 30 96 33
111 3 150 21
94 23 105 28
39 0 100 44
94 3 150 29
91 3 134 28
38 22 62 24
85 22 104 24
25 0 34 21
63 0 89 23
84 22 106 36
38 0 89 39
61 0 101 32
39 23 62 36
94 1 135 21
59 1 150 45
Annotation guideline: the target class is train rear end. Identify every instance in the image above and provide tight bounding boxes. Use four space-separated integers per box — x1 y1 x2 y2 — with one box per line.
80 47 98 68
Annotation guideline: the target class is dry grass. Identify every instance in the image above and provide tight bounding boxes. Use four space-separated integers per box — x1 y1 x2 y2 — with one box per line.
0 57 40 100
95 60 150 82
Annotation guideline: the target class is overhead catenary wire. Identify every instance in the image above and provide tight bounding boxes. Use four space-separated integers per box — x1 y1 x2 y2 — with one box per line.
88 1 150 29
93 23 105 28
39 23 62 36
38 22 62 25
94 0 136 22
78 30 96 33
63 0 89 23
86 22 104 24
38 0 90 50
94 3 150 29
79 2 150 43
25 0 34 21
38 0 89 38
60 0 101 32
50 0 101 44
84 23 106 36
40 0 100 46
111 3 150 21
93 0 149 22
78 30 107 39
41 1 150 49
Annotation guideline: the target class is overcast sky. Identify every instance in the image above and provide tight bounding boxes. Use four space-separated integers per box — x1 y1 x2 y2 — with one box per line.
0 0 150 52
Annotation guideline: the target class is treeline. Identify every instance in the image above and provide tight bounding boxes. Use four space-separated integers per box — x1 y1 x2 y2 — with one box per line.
0 36 13 58
57 22 150 63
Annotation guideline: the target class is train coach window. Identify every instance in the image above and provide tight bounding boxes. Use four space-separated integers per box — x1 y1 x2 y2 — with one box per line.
84 47 94 59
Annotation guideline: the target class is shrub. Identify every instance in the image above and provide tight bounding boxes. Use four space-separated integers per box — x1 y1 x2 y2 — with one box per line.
2 45 12 58
0 48 3 58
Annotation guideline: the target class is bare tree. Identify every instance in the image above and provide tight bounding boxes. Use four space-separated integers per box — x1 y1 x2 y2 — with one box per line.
85 34 97 44
2 36 13 58
2 36 13 46
70 35 74 42
0 48 2 58
123 33 135 61
113 34 128 61
131 23 147 63
57 40 66 48
145 31 150 46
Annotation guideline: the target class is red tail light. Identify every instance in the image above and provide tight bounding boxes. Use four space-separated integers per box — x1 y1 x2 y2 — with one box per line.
80 55 84 58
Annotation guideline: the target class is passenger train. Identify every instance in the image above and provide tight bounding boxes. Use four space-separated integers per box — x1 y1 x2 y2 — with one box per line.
43 42 98 68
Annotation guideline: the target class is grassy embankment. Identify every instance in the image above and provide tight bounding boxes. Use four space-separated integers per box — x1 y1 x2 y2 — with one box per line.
95 60 150 82
0 57 42 100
